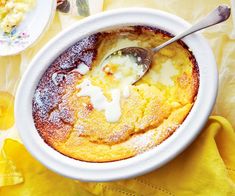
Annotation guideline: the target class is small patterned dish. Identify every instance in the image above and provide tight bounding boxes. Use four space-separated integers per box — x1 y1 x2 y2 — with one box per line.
0 0 56 56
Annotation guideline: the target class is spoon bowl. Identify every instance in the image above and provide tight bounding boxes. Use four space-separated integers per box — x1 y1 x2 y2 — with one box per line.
108 47 153 84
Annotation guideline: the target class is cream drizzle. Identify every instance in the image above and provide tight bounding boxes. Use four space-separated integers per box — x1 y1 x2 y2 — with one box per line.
76 79 121 123
74 63 90 75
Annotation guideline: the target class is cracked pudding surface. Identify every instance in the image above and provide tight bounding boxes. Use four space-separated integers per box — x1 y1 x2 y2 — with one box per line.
32 26 199 162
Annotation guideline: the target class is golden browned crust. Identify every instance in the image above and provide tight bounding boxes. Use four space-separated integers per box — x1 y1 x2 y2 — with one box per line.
32 26 199 162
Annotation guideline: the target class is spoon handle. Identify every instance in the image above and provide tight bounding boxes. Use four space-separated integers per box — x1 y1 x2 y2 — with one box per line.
152 5 231 53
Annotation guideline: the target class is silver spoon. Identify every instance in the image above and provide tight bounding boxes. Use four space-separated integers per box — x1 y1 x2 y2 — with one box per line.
103 5 231 84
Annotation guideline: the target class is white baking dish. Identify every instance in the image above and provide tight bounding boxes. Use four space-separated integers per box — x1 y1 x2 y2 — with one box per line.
15 8 218 182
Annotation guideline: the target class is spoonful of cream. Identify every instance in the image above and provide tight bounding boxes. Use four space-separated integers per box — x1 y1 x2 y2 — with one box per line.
101 5 230 84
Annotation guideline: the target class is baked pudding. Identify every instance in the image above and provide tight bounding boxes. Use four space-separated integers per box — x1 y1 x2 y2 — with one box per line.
32 26 199 162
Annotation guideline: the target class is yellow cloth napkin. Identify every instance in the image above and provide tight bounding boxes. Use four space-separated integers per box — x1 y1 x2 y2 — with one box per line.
0 0 235 195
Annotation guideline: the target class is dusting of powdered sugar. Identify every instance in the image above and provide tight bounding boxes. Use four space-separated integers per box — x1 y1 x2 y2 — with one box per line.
127 131 155 154
34 90 44 107
74 125 85 135
49 110 61 123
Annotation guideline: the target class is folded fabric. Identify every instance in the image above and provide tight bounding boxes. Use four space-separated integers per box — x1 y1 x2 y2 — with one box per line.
0 139 91 195
0 116 234 195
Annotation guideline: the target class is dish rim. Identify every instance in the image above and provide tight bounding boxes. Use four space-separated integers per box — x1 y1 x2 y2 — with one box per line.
15 8 218 182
